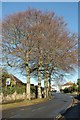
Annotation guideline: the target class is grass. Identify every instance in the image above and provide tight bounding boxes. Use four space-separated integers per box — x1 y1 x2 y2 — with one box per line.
1 97 51 110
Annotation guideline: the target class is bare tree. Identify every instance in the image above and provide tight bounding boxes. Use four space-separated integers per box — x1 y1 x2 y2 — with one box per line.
2 10 39 100
2 9 78 99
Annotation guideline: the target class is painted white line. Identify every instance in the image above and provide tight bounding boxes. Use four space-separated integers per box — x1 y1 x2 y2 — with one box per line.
37 107 41 110
32 109 36 112
20 108 25 111
32 106 45 112
10 114 18 118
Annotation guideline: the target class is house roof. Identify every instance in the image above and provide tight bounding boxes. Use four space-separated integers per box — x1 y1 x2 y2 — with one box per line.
10 75 22 83
63 82 73 86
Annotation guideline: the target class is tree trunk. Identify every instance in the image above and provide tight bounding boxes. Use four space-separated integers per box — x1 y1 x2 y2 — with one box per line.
44 68 48 98
48 67 53 97
38 68 42 98
26 54 31 100
26 82 30 100
38 50 42 99
48 79 51 97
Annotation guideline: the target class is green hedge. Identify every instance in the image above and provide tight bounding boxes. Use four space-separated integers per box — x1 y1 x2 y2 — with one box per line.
2 85 37 96
2 85 26 96
63 88 71 93
30 86 36 94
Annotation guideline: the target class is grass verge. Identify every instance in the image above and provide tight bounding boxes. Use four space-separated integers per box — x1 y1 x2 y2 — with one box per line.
1 97 52 110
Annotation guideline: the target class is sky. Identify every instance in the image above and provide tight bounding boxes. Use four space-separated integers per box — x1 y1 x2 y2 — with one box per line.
1 0 79 2
2 2 78 33
2 2 78 85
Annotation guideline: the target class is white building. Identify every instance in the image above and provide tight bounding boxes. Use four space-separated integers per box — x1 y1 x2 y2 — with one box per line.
51 85 60 92
61 82 73 90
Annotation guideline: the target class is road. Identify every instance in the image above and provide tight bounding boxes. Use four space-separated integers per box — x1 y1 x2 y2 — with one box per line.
2 93 73 119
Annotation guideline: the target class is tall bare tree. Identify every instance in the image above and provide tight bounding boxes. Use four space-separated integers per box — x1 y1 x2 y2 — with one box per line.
2 9 78 99
2 10 38 100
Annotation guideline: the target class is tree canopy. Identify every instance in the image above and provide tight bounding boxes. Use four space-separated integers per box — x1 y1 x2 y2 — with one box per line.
2 9 78 99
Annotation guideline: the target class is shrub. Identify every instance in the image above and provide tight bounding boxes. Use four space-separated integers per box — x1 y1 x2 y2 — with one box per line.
63 88 68 93
63 88 72 93
2 85 26 96
30 86 36 94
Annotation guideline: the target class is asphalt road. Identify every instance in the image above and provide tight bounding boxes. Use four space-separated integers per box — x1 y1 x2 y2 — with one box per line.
2 93 73 119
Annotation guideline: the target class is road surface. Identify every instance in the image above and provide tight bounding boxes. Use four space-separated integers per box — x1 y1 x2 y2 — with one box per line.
2 93 73 119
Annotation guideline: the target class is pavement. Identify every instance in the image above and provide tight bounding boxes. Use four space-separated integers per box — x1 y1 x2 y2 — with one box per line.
60 95 80 120
2 93 73 119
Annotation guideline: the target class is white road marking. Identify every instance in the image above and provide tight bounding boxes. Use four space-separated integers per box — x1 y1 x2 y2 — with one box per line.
32 109 36 112
20 108 25 111
32 106 45 112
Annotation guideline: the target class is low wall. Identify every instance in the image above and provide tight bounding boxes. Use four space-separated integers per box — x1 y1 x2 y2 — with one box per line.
0 92 35 104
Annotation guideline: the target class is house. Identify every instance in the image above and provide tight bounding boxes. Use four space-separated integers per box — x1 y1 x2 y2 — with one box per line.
61 81 73 90
2 71 23 87
10 75 24 86
51 85 60 92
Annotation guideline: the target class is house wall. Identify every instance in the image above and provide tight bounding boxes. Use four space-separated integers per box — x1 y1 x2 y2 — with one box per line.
61 85 72 90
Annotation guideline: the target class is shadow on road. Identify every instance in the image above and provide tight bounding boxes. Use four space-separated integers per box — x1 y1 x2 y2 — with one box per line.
61 95 80 120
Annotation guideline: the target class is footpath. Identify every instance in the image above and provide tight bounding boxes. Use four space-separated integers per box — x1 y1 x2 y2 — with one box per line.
60 95 80 120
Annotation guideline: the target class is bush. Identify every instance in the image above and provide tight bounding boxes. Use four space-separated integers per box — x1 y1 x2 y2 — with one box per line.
15 85 26 94
63 88 72 93
30 86 36 94
2 85 26 96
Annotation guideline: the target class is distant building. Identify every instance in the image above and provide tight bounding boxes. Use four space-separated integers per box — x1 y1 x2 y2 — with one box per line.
51 85 60 92
61 82 73 90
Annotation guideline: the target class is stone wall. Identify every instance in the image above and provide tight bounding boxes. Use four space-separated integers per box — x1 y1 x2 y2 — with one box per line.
0 92 35 104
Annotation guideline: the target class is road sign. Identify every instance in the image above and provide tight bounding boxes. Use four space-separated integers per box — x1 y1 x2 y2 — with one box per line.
6 78 11 85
